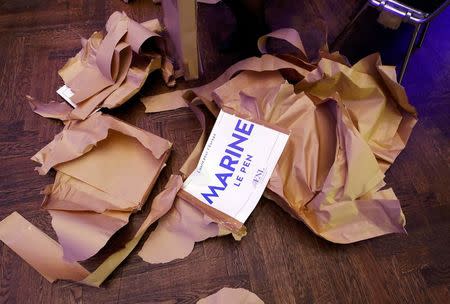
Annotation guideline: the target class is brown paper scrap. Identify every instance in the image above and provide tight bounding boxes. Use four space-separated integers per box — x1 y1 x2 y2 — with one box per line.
141 27 415 246
42 171 135 213
82 174 183 287
32 113 171 261
69 41 132 119
49 210 130 262
32 112 171 176
29 12 172 121
296 53 417 171
197 287 264 304
258 27 307 60
141 53 310 113
0 212 89 283
102 56 162 109
139 196 219 263
162 0 199 80
26 95 72 121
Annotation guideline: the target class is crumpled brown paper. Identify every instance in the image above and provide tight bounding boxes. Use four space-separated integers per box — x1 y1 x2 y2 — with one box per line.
210 56 415 244
30 11 173 121
139 27 417 263
197 287 264 304
0 175 183 286
31 112 171 261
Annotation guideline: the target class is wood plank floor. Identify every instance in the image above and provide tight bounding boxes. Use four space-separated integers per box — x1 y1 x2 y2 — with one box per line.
0 1 448 303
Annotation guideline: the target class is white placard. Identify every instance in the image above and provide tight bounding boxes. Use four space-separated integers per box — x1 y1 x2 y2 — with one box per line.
182 110 289 223
56 85 76 108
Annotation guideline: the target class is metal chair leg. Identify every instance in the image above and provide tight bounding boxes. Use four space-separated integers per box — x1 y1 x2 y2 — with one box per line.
349 2 370 29
399 23 422 84
417 22 430 48
333 2 370 48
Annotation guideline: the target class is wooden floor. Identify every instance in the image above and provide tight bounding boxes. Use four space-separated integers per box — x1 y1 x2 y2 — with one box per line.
0 1 449 303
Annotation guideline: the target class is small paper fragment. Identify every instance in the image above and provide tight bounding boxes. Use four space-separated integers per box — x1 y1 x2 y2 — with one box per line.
0 212 89 283
197 288 264 304
139 197 219 263
27 95 73 121
83 174 183 287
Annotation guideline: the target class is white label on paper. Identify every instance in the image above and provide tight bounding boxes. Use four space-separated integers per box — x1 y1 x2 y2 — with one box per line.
182 110 289 223
56 85 76 108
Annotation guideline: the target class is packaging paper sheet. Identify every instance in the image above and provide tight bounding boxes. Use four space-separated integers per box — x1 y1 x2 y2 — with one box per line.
48 210 131 262
31 113 171 261
197 287 264 304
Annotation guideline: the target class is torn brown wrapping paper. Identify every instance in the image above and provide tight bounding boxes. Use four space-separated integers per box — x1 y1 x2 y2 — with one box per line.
215 60 414 243
31 112 172 261
26 95 72 121
139 104 250 264
138 196 219 263
258 28 307 60
162 0 200 80
0 212 89 283
141 53 311 113
0 175 183 286
197 288 264 304
140 28 417 256
31 12 172 121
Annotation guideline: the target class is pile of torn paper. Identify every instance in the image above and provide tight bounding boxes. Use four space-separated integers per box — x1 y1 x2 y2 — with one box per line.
0 9 416 296
28 11 175 121
141 28 417 254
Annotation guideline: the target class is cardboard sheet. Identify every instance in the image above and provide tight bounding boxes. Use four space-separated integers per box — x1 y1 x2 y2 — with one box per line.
179 109 289 235
197 287 264 304
31 113 171 261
